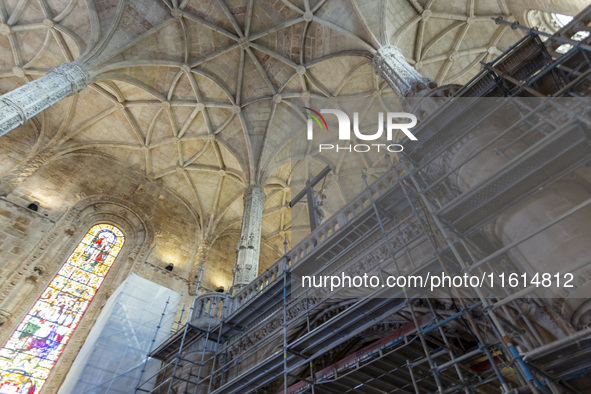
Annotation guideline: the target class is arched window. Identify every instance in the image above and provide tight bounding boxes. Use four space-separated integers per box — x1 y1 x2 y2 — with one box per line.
0 224 125 394
526 10 590 53
526 10 571 36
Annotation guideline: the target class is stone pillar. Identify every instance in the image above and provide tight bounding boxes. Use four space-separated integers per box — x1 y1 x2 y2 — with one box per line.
0 147 55 196
0 62 89 137
373 45 435 97
231 185 265 295
189 242 210 296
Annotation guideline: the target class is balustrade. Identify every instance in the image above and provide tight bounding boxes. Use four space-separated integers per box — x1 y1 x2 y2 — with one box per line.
195 170 398 320
191 292 232 328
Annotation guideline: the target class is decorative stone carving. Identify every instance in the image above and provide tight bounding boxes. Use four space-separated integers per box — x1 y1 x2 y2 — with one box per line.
0 195 154 306
0 147 56 196
526 10 563 36
410 84 463 120
0 62 90 137
231 185 265 294
373 45 435 97
24 273 39 284
189 242 210 295
575 309 591 330
171 8 183 19
0 309 10 325
569 299 591 331
226 297 310 360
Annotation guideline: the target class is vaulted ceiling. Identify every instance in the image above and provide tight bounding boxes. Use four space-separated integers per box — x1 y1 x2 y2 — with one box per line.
1 0 569 280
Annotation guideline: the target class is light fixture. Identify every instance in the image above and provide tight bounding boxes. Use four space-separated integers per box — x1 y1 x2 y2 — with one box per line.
215 286 225 293
165 263 174 271
27 201 40 211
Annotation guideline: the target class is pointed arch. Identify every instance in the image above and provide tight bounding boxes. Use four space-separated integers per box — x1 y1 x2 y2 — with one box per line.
0 224 125 394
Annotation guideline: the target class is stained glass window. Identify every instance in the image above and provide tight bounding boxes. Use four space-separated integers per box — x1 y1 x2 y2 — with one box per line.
0 224 125 394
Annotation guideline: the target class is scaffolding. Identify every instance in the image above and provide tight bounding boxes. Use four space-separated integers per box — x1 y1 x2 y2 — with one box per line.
59 274 181 394
135 12 591 394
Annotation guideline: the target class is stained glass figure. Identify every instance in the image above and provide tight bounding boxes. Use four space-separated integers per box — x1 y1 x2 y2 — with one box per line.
0 224 125 394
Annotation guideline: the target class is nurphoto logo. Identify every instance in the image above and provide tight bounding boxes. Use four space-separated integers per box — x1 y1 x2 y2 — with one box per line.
304 108 418 152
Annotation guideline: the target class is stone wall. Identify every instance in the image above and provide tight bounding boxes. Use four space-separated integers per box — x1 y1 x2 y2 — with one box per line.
0 199 55 290
0 151 205 392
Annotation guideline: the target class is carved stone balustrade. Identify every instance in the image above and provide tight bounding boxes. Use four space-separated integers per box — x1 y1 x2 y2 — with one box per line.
233 256 288 306
191 292 232 329
289 171 398 266
221 170 399 314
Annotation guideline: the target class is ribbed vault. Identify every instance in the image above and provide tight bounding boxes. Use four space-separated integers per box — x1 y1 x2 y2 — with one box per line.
0 0 526 279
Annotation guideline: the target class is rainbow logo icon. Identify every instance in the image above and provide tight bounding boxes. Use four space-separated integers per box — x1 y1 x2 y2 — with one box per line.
304 107 328 131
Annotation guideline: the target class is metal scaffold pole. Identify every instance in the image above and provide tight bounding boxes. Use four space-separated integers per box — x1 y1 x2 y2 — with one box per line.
283 236 289 394
395 151 544 394
191 260 207 315
361 168 446 394
139 38 591 390
135 297 170 393
491 17 591 51
175 304 186 334
163 260 207 394
193 259 213 394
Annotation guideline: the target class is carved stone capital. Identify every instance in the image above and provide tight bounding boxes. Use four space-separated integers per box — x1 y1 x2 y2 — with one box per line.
0 147 56 196
373 45 435 97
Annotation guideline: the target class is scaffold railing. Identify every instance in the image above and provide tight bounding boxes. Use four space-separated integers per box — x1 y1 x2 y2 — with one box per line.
135 21 591 394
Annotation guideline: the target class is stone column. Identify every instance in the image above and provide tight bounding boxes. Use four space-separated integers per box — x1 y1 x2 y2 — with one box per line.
189 242 210 296
231 185 265 295
0 147 55 196
373 45 435 97
0 62 90 137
